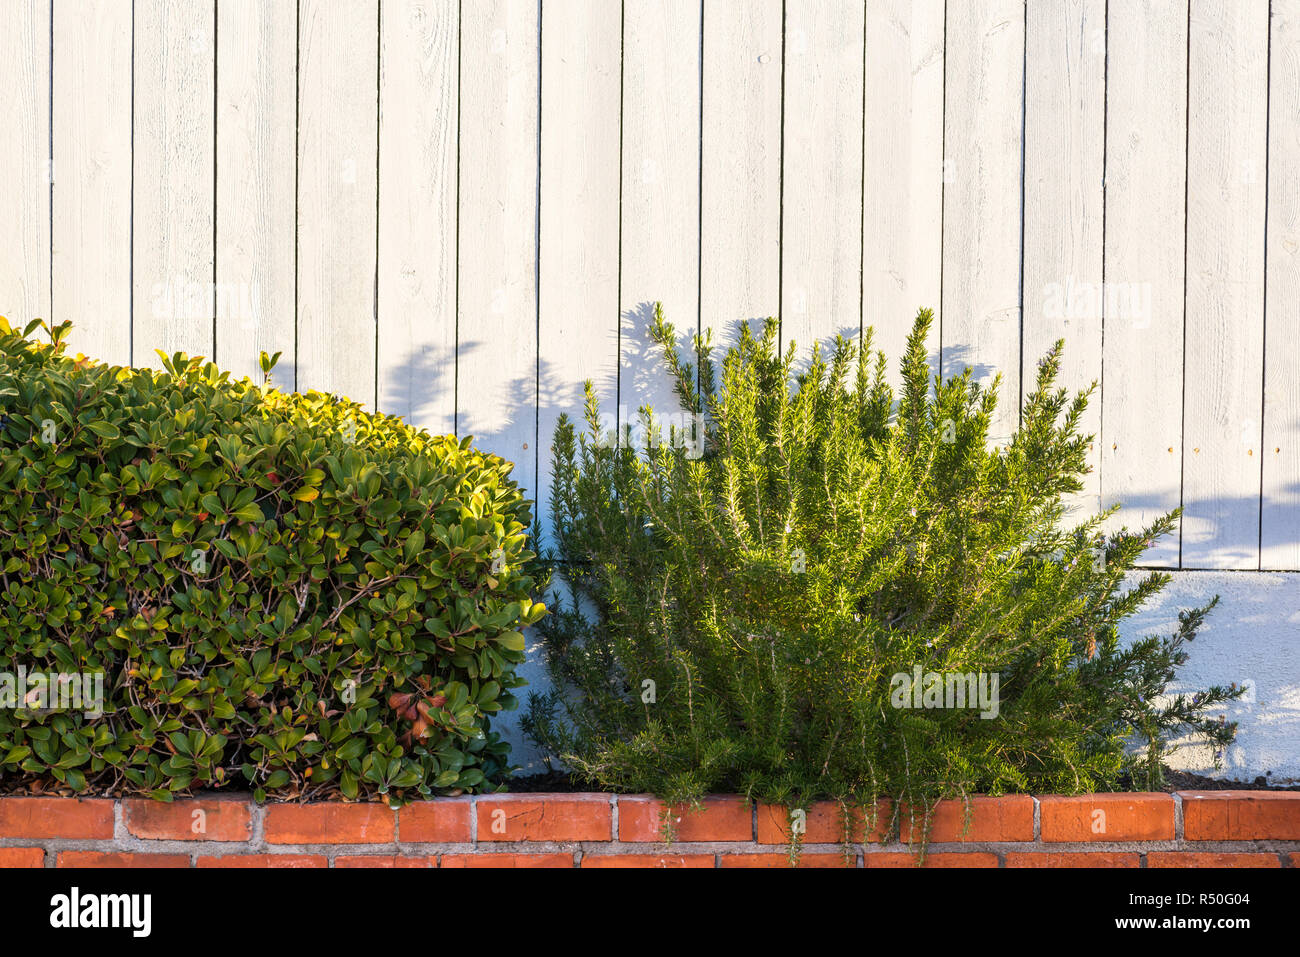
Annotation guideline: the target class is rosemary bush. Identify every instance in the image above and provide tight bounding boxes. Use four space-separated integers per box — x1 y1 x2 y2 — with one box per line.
525 306 1240 846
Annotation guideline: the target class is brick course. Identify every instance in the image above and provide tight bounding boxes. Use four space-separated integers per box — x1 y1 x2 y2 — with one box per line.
0 791 1292 868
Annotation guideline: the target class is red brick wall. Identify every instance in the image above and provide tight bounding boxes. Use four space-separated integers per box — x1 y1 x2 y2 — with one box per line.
0 791 1296 868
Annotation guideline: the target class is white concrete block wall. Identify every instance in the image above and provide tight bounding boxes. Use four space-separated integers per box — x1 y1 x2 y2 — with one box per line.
1122 572 1300 782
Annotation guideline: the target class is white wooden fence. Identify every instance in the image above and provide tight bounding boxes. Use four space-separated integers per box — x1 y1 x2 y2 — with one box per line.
2 0 1299 571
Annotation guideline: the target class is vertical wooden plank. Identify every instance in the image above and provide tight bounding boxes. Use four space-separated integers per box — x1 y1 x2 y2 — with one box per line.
699 0 781 349
0 0 50 328
1262 0 1300 569
52 0 131 366
537 0 621 541
1023 0 1106 522
378 0 457 434
215 0 296 385
461 2 542 772
1185 0 1263 566
862 0 944 391
620 0 701 428
297 0 378 405
1181 0 1268 568
133 0 216 366
1101 0 1187 567
460 5 544 772
781 0 864 363
458 0 540 501
941 0 1024 445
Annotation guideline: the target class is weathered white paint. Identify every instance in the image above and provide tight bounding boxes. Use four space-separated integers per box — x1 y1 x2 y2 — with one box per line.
15 0 1297 561
1262 0 1300 571
862 0 944 392
941 0 1024 445
699 0 781 352
1101 0 1187 568
1181 0 1269 570
4 0 1300 775
456 0 541 502
51 0 132 366
132 0 215 366
780 0 864 363
537 0 621 547
297 0 378 406
0 0 50 334
215 0 296 385
378 0 457 435
1022 0 1105 523
620 0 701 429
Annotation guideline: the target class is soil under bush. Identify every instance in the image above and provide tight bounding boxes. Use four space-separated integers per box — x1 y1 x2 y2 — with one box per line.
1153 769 1299 792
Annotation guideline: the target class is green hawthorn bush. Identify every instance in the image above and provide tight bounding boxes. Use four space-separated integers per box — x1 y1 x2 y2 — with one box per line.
0 318 544 801
525 306 1241 848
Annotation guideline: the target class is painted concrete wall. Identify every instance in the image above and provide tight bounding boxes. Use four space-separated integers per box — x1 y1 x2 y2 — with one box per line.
1123 572 1300 783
